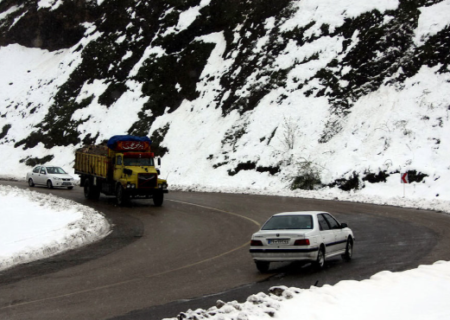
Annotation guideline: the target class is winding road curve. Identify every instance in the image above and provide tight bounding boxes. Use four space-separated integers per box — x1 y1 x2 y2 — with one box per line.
0 180 449 320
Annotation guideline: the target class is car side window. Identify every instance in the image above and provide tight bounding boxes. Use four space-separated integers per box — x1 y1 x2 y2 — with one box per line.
317 214 330 231
40 168 46 174
33 166 40 173
117 156 123 165
324 214 340 229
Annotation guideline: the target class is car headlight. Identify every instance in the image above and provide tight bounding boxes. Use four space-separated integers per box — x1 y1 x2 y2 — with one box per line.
54 177 62 181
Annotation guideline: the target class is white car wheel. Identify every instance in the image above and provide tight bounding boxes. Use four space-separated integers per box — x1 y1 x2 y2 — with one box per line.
315 247 325 269
255 261 270 273
342 239 353 261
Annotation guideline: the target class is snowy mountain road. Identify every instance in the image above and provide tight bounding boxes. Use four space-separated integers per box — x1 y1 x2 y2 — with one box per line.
1 181 449 320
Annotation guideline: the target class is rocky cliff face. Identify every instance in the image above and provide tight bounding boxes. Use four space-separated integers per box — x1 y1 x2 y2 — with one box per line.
0 0 449 198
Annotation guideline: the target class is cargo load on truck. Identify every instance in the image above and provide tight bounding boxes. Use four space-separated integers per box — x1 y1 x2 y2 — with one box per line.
74 135 168 206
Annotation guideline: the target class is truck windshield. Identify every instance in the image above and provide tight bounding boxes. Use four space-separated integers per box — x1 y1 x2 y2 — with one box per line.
124 157 154 166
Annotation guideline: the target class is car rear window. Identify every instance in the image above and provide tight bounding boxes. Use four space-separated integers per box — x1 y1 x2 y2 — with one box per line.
262 215 313 230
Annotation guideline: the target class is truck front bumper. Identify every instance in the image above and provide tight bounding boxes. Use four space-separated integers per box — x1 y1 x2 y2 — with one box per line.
125 188 168 197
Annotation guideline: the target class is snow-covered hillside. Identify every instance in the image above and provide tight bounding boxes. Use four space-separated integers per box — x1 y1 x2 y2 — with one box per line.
1 0 450 207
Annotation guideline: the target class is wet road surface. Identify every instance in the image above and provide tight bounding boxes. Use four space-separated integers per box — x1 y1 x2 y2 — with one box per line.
0 181 448 320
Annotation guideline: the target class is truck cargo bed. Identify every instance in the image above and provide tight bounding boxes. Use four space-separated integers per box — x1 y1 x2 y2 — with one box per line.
75 151 109 179
76 145 108 156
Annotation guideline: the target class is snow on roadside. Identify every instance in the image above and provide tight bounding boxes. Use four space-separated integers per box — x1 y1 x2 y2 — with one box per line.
171 182 450 215
165 261 450 320
0 185 110 272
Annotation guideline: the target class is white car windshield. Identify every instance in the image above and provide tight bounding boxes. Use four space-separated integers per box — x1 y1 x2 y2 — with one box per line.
262 215 313 230
46 167 67 174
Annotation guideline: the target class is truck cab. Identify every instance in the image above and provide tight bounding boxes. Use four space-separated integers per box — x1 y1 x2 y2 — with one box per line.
114 152 166 193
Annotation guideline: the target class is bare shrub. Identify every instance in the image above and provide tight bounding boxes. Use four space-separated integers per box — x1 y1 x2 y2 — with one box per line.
290 158 323 190
280 116 300 151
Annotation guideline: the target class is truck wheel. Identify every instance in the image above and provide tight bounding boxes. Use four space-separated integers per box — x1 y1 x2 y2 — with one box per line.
84 179 92 199
153 192 164 207
92 186 100 199
84 179 100 200
116 185 129 206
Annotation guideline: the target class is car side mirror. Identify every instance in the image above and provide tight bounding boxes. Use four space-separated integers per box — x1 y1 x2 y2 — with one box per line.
341 223 348 228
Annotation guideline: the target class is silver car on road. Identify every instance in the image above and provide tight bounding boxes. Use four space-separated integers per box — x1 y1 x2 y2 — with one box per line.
26 165 75 190
249 211 354 272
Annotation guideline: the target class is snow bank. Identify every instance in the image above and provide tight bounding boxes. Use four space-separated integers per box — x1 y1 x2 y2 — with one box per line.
0 185 110 272
165 261 450 320
171 182 450 215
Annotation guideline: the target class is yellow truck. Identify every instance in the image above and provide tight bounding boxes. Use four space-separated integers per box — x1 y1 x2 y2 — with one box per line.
74 135 168 206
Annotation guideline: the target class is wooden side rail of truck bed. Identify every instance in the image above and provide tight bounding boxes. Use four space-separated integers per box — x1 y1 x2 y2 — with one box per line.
74 152 109 179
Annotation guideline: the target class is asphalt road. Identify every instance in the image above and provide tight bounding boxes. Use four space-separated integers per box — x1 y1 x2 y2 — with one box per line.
0 180 449 320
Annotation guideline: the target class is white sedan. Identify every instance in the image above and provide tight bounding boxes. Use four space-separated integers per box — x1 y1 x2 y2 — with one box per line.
26 166 75 190
249 211 354 272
